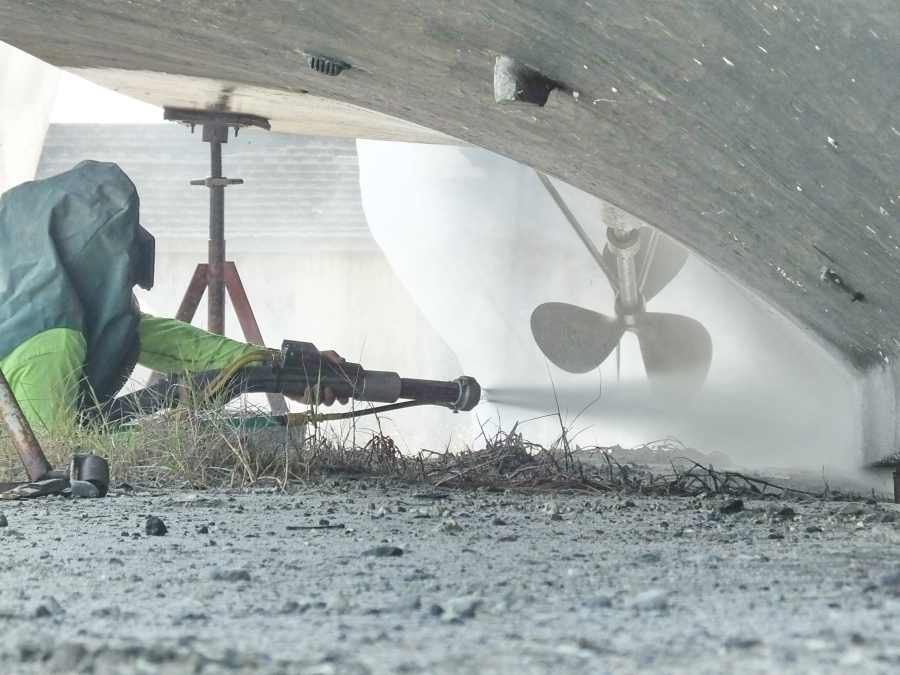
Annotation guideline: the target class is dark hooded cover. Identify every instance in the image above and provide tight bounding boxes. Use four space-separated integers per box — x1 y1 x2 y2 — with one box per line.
0 160 142 402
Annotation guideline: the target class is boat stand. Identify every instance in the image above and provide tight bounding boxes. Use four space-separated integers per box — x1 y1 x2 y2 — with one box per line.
163 107 287 415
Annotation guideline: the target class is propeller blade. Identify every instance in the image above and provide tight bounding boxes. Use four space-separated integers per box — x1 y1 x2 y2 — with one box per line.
638 229 688 301
531 302 625 374
635 312 712 391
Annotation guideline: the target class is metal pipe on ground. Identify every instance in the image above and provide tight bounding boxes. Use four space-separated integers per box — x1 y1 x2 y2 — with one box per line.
0 369 51 481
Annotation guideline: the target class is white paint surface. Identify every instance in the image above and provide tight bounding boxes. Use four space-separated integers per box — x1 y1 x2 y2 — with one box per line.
0 43 58 193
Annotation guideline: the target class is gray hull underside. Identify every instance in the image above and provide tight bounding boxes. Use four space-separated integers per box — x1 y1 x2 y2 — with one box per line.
2 1 899 459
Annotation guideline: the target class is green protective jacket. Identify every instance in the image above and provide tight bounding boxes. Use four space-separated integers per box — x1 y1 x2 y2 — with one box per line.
0 161 265 433
0 317 265 433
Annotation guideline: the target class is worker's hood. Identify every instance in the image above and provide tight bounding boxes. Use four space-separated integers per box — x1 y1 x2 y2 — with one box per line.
0 160 146 401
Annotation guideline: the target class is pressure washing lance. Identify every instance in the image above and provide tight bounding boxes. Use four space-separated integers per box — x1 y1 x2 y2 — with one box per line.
230 341 482 425
110 340 482 425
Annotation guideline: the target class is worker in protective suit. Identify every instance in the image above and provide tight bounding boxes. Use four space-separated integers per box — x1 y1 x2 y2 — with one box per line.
0 160 342 434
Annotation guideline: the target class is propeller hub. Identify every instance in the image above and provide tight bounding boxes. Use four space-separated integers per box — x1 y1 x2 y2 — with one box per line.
614 296 644 323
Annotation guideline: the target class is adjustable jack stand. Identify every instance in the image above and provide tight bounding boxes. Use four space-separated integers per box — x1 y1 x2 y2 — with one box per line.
163 107 287 414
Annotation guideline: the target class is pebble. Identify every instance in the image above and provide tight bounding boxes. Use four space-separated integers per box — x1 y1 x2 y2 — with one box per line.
720 499 744 514
363 545 404 558
0 513 7 527
438 518 462 533
630 589 670 611
211 569 251 582
47 643 87 672
33 596 64 618
837 503 866 517
583 594 614 609
441 595 483 622
879 569 900 591
774 506 796 519
144 516 167 536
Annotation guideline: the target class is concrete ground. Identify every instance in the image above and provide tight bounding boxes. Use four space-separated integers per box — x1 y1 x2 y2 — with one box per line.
1 479 900 674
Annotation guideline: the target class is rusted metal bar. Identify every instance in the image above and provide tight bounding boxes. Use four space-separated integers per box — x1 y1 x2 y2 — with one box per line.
175 263 209 323
207 135 226 335
0 369 51 481
224 262 288 414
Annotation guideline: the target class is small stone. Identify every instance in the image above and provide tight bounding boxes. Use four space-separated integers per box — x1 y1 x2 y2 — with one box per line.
623 500 637 508
724 637 763 650
442 595 482 622
774 506 796 519
768 532 785 540
145 516 167 536
584 595 613 609
328 592 350 612
881 512 898 523
544 501 561 516
196 525 209 534
630 589 669 610
211 569 251 582
363 545 404 558
0 513 7 527
550 513 564 521
805 525 824 533
48 643 87 671
720 499 744 514
637 552 662 564
837 503 865 517
438 518 462 533
492 517 508 526
33 596 64 618
880 569 900 590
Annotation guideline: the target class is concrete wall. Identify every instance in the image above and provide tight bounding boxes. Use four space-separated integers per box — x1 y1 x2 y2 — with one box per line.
0 42 57 193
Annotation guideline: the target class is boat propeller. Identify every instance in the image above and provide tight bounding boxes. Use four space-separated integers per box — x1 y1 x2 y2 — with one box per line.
530 175 712 392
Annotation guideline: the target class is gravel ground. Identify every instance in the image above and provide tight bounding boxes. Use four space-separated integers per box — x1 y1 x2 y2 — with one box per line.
1 478 900 674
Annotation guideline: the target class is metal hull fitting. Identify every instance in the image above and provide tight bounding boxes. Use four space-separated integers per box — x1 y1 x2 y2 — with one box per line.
2 1 900 462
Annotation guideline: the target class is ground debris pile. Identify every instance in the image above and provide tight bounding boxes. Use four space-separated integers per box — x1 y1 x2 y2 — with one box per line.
402 433 825 498
0 411 871 500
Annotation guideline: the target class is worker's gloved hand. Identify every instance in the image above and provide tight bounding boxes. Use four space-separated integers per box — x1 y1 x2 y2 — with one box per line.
287 350 351 407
